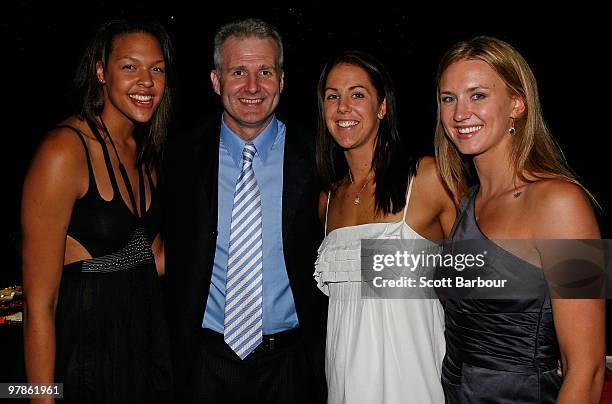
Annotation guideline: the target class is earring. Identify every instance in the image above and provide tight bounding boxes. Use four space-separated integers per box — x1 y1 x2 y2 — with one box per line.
508 118 516 136
377 113 384 119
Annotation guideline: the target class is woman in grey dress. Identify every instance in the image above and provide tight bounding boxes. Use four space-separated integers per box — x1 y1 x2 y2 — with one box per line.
435 36 604 403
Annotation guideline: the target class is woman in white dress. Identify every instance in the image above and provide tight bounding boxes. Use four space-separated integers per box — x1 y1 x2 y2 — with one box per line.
313 51 456 403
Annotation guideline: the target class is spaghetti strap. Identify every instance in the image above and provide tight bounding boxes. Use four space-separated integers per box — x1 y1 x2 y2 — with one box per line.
324 190 331 236
402 176 415 222
87 121 123 197
100 121 141 217
88 119 143 217
138 167 146 216
55 124 95 188
145 165 156 191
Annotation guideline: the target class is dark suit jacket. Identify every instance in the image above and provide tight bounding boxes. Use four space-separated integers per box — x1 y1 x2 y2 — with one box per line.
162 118 327 400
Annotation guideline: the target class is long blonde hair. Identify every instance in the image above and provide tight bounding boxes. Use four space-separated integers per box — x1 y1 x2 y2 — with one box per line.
434 36 594 205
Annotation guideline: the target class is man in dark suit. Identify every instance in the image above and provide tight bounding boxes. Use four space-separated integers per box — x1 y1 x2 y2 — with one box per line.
163 18 327 403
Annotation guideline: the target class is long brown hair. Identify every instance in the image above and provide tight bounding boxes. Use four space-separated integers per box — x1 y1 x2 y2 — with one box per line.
74 18 175 167
316 51 416 215
434 36 595 206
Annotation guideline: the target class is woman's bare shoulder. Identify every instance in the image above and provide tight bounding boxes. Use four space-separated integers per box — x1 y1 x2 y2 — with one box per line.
526 178 599 238
25 119 90 196
526 178 591 211
414 156 455 206
37 125 88 167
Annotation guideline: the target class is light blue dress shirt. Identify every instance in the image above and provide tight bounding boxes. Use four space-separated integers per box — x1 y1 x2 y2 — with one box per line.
202 115 299 334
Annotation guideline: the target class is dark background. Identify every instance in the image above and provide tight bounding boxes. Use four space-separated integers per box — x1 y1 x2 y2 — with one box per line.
4 0 610 357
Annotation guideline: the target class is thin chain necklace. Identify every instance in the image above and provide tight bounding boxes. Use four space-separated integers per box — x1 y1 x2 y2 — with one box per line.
348 170 372 205
475 184 523 221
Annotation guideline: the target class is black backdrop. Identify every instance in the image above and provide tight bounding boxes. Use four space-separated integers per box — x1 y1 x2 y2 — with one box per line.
5 2 610 343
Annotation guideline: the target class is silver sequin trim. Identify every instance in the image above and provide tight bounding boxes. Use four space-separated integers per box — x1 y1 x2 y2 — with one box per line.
81 227 154 273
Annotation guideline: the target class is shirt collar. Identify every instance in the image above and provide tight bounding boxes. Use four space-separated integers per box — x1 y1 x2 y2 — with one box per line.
220 114 279 168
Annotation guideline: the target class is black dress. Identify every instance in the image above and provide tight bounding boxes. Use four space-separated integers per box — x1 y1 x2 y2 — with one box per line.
441 186 562 403
53 125 172 403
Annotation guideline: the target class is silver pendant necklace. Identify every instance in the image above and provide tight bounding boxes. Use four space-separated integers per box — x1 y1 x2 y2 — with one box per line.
348 170 372 205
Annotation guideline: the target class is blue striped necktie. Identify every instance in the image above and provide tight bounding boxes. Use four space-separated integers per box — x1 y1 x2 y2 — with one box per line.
224 143 263 359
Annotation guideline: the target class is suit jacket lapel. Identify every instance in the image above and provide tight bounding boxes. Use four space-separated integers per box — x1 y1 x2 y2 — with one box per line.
196 131 220 211
193 120 221 284
282 128 309 245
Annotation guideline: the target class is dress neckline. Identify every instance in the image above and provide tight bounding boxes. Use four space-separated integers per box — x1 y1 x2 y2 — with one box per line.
467 185 541 270
324 176 415 237
324 220 426 241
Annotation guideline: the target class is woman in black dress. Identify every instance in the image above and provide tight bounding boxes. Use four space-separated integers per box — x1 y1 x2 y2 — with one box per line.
435 36 604 403
22 19 174 403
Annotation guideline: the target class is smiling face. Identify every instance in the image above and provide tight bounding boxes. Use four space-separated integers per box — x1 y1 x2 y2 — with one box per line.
210 36 284 141
323 63 386 152
97 32 166 124
439 59 524 158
